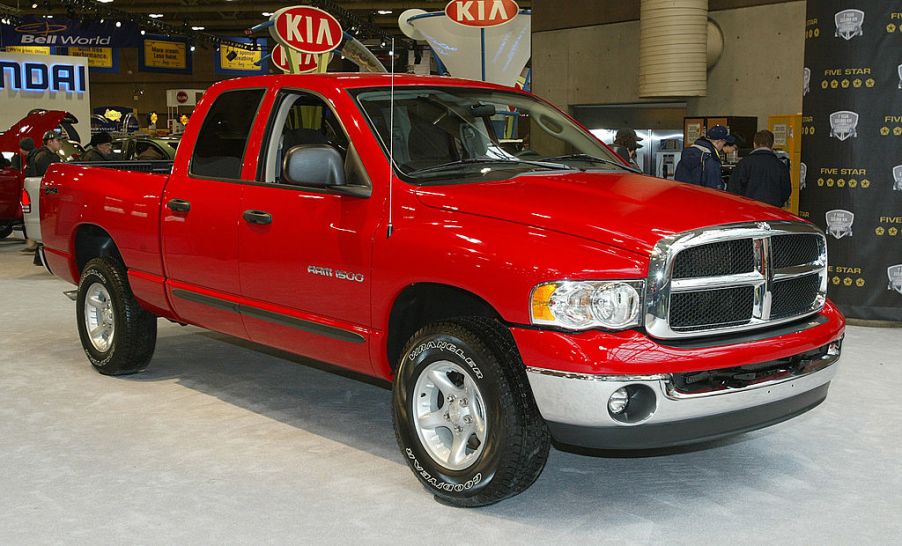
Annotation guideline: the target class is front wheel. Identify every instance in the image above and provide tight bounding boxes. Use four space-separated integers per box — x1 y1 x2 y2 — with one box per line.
76 257 157 375
392 318 550 507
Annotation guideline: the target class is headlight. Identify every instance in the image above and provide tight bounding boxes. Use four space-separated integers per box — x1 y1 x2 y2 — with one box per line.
530 280 644 331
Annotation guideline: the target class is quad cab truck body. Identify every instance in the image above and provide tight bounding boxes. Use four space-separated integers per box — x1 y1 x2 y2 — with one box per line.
39 74 845 506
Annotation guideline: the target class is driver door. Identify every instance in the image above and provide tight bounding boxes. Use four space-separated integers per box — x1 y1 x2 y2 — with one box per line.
237 89 378 374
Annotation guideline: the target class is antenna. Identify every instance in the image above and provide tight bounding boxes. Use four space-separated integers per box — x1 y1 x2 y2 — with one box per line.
386 38 396 239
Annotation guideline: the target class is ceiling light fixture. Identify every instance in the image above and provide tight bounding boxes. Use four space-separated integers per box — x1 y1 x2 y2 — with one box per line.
191 26 205 31
377 10 393 15
149 14 163 19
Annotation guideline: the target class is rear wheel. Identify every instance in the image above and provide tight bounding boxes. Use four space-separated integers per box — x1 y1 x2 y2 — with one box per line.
76 257 157 375
392 317 550 507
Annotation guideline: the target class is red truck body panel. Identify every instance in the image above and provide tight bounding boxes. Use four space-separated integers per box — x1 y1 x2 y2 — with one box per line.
1 110 74 226
40 73 845 386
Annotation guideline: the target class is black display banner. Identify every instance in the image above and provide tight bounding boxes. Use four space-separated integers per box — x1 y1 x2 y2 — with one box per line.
801 1 902 321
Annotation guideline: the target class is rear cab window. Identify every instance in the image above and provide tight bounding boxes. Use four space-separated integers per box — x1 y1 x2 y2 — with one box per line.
190 89 265 180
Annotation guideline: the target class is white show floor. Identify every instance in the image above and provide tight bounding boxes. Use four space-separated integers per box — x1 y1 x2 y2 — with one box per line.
1 235 900 544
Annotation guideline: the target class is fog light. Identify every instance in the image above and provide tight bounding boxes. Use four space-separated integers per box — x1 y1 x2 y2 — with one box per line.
608 387 629 414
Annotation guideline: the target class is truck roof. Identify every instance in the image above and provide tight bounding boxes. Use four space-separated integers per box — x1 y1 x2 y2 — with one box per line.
211 72 522 94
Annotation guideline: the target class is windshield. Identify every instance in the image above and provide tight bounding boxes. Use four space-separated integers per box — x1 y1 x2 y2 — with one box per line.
353 87 630 184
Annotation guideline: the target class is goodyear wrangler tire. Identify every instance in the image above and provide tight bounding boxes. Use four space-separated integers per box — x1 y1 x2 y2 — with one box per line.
76 257 157 375
392 317 550 507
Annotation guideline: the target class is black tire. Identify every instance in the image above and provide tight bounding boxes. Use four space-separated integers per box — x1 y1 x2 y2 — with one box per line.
76 257 157 375
0 225 12 239
392 317 550 507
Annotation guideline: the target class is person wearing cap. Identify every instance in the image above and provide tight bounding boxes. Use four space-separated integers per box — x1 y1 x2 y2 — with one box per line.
26 130 63 178
727 129 792 208
10 137 35 171
613 128 644 170
82 131 114 162
674 124 730 190
722 134 738 159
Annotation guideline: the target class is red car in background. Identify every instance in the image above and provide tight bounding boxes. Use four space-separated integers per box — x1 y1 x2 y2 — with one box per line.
0 110 81 238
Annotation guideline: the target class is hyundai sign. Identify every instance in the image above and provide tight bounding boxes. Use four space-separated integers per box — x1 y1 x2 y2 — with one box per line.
0 52 91 142
0 60 87 93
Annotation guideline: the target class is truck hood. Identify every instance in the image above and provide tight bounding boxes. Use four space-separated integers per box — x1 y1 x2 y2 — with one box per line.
413 171 801 256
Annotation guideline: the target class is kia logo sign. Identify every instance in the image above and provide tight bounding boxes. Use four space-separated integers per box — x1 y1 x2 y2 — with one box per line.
445 0 520 28
271 43 321 73
270 6 343 55
176 90 188 104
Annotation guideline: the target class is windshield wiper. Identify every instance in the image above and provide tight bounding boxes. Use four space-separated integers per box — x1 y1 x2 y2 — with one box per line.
407 158 572 177
540 153 642 174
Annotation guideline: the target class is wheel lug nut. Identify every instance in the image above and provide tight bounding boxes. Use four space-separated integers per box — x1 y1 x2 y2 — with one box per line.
444 412 450 420
463 416 472 424
460 398 468 407
454 425 463 433
447 394 455 402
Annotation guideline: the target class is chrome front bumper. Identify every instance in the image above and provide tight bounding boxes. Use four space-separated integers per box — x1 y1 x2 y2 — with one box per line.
526 342 841 449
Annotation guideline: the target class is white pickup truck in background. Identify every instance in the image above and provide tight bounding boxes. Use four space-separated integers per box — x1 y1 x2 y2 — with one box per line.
22 176 42 245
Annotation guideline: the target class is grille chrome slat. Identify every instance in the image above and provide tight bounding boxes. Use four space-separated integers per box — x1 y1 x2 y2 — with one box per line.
646 222 828 340
671 272 765 292
773 262 825 281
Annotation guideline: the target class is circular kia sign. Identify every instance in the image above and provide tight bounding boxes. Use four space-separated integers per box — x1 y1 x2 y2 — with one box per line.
269 6 343 54
271 43 322 73
445 0 520 28
176 91 189 104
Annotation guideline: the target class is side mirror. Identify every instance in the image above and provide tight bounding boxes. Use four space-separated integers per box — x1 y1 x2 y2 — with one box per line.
282 144 346 187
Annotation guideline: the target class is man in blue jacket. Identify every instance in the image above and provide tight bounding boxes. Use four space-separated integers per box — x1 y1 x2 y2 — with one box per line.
674 125 730 190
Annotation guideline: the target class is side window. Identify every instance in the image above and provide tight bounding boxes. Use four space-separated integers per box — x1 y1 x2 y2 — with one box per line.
262 91 350 184
190 89 265 180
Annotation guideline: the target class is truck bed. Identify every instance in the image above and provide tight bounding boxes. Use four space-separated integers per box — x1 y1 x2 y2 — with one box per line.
39 162 171 286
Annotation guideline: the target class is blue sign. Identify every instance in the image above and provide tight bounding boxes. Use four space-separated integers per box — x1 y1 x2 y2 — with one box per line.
1 16 142 48
0 60 87 93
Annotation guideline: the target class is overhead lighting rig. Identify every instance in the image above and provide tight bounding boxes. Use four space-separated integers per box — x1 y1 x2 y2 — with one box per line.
52 0 262 51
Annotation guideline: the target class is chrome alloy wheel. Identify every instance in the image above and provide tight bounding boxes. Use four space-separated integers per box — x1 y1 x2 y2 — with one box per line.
413 360 488 471
83 283 115 352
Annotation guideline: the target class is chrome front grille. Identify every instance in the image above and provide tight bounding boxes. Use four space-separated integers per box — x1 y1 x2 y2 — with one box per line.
646 222 828 339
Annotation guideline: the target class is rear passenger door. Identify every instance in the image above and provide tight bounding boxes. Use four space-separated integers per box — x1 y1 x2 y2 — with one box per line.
161 88 266 339
237 89 378 374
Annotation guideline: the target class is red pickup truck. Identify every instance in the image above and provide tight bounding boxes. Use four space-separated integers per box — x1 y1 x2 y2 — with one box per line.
40 74 845 507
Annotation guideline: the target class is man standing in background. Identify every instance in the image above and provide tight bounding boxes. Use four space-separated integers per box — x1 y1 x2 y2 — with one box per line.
727 130 792 208
674 125 729 190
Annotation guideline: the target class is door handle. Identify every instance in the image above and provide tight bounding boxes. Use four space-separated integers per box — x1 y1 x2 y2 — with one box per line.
242 210 272 225
43 186 59 195
166 198 191 213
